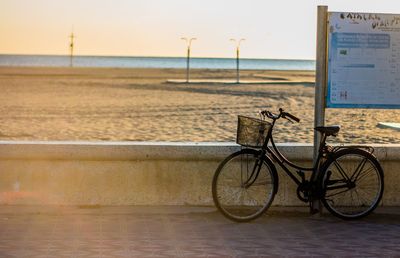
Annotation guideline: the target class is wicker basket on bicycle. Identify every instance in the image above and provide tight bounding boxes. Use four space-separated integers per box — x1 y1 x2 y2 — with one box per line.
236 115 271 148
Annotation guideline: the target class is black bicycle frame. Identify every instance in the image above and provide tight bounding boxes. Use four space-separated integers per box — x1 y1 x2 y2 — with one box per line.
260 118 325 188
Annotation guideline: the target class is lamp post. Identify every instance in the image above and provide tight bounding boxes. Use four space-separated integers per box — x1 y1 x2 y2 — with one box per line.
181 37 196 83
230 38 245 83
69 32 75 67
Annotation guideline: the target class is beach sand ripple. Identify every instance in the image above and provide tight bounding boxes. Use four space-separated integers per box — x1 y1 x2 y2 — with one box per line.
1 67 400 144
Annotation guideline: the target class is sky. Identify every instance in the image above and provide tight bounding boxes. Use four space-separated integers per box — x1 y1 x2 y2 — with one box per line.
1 0 400 59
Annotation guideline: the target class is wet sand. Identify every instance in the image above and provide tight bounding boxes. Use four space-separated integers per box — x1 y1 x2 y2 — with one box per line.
0 66 399 144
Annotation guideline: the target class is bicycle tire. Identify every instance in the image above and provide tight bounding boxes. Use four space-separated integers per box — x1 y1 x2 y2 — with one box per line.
212 148 277 222
319 148 384 220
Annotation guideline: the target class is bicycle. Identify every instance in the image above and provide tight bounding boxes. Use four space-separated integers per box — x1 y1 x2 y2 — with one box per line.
212 108 384 222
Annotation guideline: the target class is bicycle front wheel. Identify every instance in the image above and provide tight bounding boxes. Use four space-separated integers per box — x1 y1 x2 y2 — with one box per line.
212 149 277 222
320 148 384 219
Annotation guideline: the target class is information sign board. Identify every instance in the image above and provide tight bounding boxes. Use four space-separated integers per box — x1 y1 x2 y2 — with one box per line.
327 12 400 108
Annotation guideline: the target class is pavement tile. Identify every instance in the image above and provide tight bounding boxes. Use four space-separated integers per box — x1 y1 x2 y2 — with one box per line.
0 206 399 257
0 250 21 258
128 246 178 257
201 247 232 255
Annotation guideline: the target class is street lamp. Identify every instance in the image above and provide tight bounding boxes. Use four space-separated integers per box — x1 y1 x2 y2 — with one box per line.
69 32 75 67
230 38 245 83
181 37 197 83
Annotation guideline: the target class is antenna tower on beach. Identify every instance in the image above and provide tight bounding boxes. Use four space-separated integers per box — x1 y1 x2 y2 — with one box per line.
69 30 75 67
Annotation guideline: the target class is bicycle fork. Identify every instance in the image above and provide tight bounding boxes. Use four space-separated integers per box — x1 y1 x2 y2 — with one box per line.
242 153 264 188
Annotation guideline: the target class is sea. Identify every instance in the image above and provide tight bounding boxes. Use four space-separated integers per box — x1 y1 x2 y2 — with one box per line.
0 55 315 71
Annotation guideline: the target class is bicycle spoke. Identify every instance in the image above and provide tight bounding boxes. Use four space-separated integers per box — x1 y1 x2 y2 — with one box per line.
321 150 383 219
350 157 368 181
250 180 272 186
325 187 352 198
241 155 253 184
354 188 372 206
244 189 260 206
350 189 357 208
212 149 276 222
333 160 352 181
219 188 242 205
355 166 376 183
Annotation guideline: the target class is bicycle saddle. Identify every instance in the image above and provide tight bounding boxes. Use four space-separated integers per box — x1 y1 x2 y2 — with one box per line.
315 125 340 136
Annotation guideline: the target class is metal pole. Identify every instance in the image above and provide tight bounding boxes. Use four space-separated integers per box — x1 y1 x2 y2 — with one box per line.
312 5 329 214
69 32 74 67
186 47 190 83
236 47 239 83
181 37 196 83
230 38 245 84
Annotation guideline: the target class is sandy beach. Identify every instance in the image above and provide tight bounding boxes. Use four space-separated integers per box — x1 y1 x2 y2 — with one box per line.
0 66 399 144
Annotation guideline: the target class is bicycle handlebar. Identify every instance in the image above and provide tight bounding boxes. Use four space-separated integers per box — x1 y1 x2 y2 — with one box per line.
260 108 300 123
282 111 300 123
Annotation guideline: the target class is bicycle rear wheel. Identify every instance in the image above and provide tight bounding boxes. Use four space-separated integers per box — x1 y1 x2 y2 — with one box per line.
212 149 277 222
320 148 384 219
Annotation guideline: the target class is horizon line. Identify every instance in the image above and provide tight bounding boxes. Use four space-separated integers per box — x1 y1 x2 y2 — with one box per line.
0 53 316 62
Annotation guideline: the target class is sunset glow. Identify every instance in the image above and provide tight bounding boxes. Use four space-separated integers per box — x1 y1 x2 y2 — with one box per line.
1 0 400 59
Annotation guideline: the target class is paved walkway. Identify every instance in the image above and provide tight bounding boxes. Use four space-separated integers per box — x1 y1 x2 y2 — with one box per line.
0 206 399 258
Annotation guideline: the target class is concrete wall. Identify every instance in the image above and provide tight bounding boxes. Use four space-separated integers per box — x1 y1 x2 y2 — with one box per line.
0 141 398 206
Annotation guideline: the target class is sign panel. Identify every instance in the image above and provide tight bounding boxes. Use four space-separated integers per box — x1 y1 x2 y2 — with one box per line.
327 12 400 108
